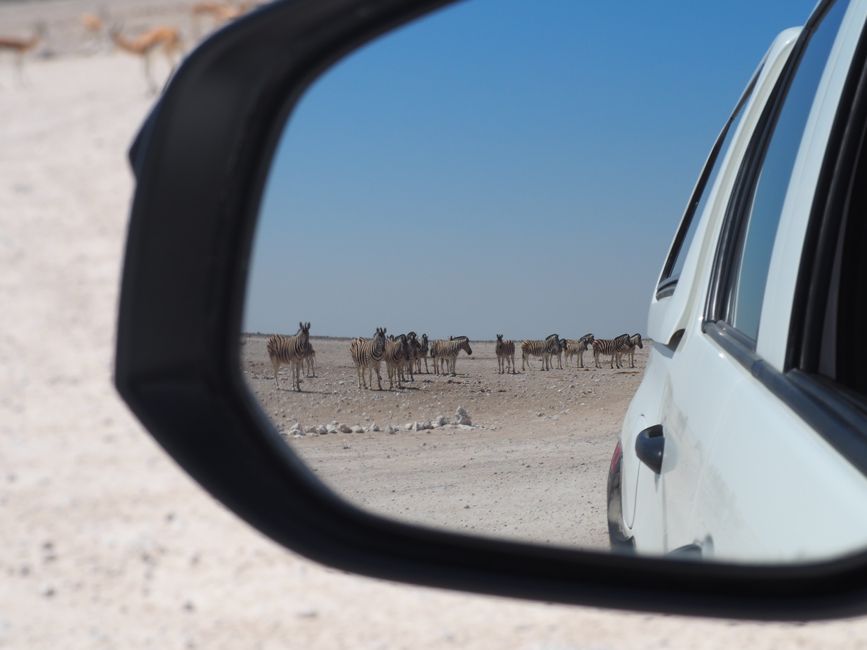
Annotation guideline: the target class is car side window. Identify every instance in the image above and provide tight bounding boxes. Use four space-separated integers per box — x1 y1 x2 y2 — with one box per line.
717 0 849 344
657 72 759 297
813 64 867 400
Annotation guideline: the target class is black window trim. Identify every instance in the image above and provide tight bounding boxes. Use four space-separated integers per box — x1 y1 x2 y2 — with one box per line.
703 0 867 480
655 69 763 300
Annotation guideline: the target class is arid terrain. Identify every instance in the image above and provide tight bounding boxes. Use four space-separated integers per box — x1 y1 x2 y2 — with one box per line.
7 0 867 647
243 336 646 549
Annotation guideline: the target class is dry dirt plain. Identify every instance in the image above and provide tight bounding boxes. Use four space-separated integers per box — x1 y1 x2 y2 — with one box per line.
8 0 867 647
243 335 646 550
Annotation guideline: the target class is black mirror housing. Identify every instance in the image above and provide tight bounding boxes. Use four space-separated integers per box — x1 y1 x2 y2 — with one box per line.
115 0 867 621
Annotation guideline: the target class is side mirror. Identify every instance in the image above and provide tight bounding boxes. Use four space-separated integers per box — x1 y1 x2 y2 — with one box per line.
116 0 867 621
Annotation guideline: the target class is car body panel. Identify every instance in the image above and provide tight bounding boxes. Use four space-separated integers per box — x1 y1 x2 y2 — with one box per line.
623 29 802 550
621 0 867 562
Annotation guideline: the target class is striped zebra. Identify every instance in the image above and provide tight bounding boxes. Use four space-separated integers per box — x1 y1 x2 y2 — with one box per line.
430 336 453 375
547 334 565 369
350 327 387 390
403 332 418 383
495 334 516 374
521 335 559 371
384 333 410 389
430 337 440 374
305 342 316 378
430 336 472 376
564 333 594 368
593 333 630 369
266 321 311 391
615 333 643 369
415 333 430 374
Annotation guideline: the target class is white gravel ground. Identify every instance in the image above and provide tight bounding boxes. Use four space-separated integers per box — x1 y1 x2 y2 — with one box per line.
4 3 867 647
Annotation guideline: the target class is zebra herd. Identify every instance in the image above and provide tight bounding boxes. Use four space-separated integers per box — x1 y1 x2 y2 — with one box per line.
492 332 643 374
265 323 643 392
350 329 473 390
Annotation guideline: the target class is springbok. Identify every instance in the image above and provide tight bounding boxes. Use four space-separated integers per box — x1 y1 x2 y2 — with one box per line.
191 1 255 38
110 24 183 93
0 23 46 85
81 10 109 51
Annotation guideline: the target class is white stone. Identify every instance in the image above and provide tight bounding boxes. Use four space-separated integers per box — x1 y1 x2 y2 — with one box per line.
434 416 447 427
370 423 381 432
405 422 414 431
317 425 328 435
454 406 472 426
351 425 364 434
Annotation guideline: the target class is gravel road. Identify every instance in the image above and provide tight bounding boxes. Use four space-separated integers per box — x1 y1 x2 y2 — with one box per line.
243 336 646 549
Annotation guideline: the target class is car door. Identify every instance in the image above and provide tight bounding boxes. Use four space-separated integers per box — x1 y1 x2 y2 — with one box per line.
621 28 801 553
693 0 867 562
629 0 867 561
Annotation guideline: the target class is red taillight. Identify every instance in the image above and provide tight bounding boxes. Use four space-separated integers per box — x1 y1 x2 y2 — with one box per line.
610 440 623 474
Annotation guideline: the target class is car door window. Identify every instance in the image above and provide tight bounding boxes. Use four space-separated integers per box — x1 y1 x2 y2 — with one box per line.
718 0 849 344
815 101 867 399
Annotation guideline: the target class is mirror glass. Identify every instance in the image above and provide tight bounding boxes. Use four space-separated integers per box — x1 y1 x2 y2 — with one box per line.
241 0 852 563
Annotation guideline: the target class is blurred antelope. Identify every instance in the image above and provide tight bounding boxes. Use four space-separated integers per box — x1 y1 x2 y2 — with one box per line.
0 23 46 84
110 24 183 93
81 10 109 51
191 1 255 38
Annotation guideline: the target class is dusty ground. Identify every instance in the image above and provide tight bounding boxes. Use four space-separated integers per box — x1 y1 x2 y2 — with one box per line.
6 1 867 648
243 336 645 549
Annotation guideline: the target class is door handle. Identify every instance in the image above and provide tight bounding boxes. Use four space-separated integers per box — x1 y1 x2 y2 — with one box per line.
636 424 664 474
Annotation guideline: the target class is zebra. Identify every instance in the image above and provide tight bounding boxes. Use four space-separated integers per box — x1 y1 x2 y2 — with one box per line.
615 333 644 369
430 337 440 374
521 335 559 371
415 333 430 374
495 334 516 374
430 336 454 375
384 333 410 389
564 333 594 368
593 333 630 369
305 342 316 378
406 332 420 382
546 334 565 369
266 321 311 391
430 336 472 376
350 327 387 390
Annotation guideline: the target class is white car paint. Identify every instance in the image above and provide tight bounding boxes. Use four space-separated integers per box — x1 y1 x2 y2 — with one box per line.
620 0 867 563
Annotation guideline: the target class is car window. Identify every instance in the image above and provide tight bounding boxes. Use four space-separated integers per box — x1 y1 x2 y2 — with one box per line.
819 116 867 398
659 71 759 292
722 0 849 342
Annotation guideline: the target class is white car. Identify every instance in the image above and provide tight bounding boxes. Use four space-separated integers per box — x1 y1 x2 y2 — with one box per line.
609 0 867 563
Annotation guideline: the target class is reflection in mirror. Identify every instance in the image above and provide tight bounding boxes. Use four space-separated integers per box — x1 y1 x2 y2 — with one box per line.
241 0 847 562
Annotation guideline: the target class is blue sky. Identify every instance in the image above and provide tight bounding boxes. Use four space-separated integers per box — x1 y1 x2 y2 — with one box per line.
244 0 817 340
